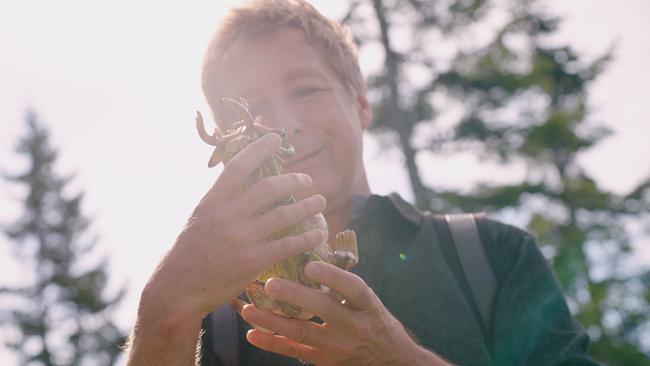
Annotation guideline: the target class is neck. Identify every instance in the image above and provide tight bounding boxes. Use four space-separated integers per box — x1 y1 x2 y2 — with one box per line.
324 173 371 243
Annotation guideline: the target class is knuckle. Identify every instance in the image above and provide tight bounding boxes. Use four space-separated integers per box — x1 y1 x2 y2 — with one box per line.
282 343 302 359
301 200 312 216
290 325 308 343
281 235 301 257
303 230 321 249
351 272 369 288
257 176 279 197
299 199 315 219
349 283 368 304
254 174 301 202
286 281 301 301
308 195 325 214
319 298 336 320
301 231 319 249
297 232 311 248
275 206 293 227
264 237 294 263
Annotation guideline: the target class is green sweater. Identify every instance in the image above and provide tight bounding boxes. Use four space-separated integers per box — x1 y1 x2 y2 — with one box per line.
201 194 598 366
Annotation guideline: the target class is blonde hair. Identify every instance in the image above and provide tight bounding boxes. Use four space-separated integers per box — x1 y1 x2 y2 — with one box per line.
201 0 364 127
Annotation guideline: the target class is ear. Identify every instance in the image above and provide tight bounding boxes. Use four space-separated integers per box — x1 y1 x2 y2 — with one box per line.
355 90 373 130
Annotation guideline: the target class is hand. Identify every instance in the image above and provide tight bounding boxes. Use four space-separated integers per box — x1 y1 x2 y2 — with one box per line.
127 133 329 366
140 133 327 319
240 261 451 366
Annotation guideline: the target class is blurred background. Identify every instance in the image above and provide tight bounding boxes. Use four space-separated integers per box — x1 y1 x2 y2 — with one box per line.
1 0 649 364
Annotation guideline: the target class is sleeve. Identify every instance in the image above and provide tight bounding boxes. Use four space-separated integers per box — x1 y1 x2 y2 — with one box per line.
200 315 224 366
479 220 601 366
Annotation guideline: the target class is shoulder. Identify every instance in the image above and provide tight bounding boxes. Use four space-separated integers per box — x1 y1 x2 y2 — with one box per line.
477 219 596 364
365 193 549 286
475 217 543 286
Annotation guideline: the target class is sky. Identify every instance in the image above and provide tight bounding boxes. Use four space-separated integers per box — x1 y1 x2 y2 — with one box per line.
1 0 649 364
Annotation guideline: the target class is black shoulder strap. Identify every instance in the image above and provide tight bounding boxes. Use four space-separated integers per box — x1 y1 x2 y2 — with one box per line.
207 303 239 366
445 213 496 332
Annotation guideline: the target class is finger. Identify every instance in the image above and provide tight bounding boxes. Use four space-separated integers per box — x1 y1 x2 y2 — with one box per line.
239 173 313 217
304 261 377 311
262 278 352 324
213 133 283 197
246 329 326 365
253 194 326 239
255 229 326 267
241 305 331 348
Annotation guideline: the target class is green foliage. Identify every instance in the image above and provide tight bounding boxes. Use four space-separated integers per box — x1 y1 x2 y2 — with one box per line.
343 0 650 363
1 112 126 365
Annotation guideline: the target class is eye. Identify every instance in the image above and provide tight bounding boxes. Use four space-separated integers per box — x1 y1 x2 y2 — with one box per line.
292 86 323 99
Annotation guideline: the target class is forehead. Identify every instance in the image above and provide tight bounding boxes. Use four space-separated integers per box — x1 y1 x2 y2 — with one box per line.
214 26 338 97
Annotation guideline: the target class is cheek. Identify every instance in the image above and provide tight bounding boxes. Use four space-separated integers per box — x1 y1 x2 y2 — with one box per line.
297 148 340 194
295 104 364 195
310 147 340 183
317 145 354 188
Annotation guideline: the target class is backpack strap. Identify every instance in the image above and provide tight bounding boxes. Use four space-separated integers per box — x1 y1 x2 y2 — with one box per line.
206 303 239 366
445 213 496 332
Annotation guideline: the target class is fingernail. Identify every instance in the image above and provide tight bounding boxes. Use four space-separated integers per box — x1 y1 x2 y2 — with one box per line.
265 279 282 295
241 305 257 322
305 262 321 277
314 195 327 209
302 174 313 186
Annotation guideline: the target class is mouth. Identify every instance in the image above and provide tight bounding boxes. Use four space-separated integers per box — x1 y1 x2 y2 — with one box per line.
285 144 326 169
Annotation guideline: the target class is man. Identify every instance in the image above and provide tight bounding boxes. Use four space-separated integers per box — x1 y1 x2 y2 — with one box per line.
126 1 597 365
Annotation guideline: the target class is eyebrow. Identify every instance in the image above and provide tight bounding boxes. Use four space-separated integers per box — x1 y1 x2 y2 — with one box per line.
221 66 329 101
281 67 329 84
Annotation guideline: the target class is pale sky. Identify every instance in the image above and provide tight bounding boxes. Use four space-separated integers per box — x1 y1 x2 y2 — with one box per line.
1 1 649 364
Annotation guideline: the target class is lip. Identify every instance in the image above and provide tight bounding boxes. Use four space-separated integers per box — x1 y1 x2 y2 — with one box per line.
285 144 326 169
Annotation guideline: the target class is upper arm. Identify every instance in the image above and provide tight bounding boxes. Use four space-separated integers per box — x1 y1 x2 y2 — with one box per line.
480 220 599 366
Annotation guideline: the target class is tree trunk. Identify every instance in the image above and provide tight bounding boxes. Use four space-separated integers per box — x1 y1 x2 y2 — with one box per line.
370 0 430 209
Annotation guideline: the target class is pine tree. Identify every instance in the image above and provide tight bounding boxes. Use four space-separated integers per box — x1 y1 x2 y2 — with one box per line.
1 111 126 365
342 0 650 363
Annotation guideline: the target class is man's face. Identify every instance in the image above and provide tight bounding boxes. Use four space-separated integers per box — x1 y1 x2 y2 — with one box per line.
208 26 371 214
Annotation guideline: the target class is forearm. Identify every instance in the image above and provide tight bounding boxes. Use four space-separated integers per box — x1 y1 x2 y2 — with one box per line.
125 285 207 366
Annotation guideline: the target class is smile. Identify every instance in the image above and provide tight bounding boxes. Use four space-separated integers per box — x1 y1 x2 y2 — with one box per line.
285 144 325 168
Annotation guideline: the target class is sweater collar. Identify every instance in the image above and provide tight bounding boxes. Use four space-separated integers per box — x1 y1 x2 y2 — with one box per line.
349 193 423 229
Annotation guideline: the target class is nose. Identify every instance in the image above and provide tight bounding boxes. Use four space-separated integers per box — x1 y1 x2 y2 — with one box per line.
260 100 303 136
